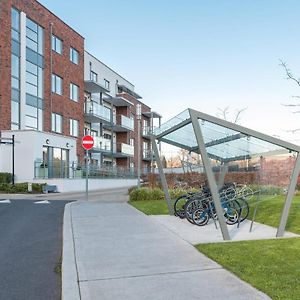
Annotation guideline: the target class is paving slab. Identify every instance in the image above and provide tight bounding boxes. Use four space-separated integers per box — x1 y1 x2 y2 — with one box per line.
63 200 272 300
80 268 269 300
150 215 299 244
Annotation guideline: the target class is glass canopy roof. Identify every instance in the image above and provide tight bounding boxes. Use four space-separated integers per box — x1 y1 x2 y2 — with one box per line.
153 109 300 162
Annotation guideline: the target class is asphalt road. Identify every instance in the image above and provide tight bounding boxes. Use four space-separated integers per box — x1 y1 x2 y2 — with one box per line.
0 199 72 300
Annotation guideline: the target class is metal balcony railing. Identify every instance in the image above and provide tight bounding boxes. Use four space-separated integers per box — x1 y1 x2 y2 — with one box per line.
114 142 134 156
84 100 111 123
93 136 111 152
143 149 153 160
34 160 137 179
115 115 134 131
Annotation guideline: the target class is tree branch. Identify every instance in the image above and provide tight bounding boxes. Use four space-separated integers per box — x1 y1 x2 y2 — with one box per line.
233 107 247 123
279 59 300 87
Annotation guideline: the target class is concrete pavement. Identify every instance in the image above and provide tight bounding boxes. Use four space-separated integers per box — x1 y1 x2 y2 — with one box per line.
62 193 271 300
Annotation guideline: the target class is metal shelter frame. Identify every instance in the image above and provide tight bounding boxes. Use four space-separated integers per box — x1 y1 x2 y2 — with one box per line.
151 108 300 241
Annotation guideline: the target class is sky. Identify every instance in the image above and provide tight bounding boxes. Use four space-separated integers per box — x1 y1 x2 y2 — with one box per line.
39 0 300 146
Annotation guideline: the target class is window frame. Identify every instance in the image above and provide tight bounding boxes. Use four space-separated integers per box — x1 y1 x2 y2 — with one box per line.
52 73 63 95
51 35 63 55
69 119 79 137
90 71 98 82
70 82 79 102
70 47 79 65
51 113 63 134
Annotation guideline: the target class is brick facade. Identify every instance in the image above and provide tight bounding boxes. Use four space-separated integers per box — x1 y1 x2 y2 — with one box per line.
115 92 152 172
0 0 85 159
0 1 12 130
1 0 157 174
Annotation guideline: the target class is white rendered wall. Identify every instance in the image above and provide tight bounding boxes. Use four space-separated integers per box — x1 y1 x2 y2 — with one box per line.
20 12 27 129
84 51 134 97
33 178 137 193
0 130 77 182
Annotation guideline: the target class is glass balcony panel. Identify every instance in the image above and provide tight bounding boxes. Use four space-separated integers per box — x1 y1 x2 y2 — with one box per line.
121 143 134 156
93 136 111 151
85 101 111 123
143 149 152 159
120 115 134 130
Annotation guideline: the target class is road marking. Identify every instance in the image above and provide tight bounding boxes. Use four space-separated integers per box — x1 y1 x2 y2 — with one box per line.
34 200 50 204
0 199 11 204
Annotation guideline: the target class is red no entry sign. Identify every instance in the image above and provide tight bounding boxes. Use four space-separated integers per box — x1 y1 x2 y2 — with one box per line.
82 135 94 150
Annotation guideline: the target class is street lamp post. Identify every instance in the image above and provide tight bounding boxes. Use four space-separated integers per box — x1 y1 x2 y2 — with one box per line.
136 104 141 188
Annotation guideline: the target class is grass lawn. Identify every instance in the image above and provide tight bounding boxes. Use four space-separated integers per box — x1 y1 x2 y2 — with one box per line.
196 238 300 300
129 194 300 234
129 199 171 215
247 194 300 234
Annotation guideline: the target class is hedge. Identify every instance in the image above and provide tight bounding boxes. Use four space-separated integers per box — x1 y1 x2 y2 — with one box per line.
0 173 13 184
129 187 198 202
0 183 44 193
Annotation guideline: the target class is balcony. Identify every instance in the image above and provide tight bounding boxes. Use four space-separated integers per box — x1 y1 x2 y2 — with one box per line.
84 80 110 94
91 136 111 153
84 101 111 124
112 142 134 158
110 115 134 132
142 126 151 138
143 149 153 161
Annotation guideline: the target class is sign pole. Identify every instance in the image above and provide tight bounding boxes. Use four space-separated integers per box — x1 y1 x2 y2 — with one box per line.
86 149 89 201
12 134 15 186
82 135 94 202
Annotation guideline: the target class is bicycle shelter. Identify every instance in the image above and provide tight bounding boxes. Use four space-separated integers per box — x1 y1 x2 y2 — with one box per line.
151 108 300 241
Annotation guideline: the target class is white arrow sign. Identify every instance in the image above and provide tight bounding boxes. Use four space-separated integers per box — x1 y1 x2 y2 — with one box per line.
0 199 11 204
34 200 50 204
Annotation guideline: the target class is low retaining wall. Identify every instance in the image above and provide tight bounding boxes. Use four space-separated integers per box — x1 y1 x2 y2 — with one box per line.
32 178 138 193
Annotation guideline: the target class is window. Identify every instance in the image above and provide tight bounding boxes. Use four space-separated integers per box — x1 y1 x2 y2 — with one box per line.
104 79 110 90
11 54 19 78
70 47 79 64
52 74 63 95
51 113 62 133
26 18 43 55
70 119 79 137
11 8 20 31
90 71 97 82
52 35 63 54
130 138 134 146
70 83 79 102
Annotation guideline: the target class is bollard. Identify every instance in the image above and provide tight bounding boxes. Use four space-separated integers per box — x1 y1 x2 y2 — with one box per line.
28 182 32 193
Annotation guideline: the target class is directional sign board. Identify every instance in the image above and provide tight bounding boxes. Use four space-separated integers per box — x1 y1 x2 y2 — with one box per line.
82 135 94 150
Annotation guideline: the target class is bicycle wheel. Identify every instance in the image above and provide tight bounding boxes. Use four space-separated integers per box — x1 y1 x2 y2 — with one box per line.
236 198 250 222
192 207 209 226
174 194 190 218
224 199 240 225
184 198 204 225
241 186 253 200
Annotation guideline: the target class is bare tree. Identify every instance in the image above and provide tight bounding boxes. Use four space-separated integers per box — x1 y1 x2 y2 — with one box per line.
279 59 300 133
280 60 300 113
216 106 247 124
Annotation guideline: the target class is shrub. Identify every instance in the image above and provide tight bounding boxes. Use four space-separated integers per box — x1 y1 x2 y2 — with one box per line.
129 187 164 201
128 186 137 195
170 188 198 199
0 173 13 184
248 184 284 195
0 182 44 194
129 187 198 202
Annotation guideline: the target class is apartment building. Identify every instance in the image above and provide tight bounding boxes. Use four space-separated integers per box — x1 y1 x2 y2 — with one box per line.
0 0 160 182
84 52 161 174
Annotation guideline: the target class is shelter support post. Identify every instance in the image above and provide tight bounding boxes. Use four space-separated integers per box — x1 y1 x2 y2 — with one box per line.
217 163 228 189
277 152 300 237
189 109 230 240
150 136 174 215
